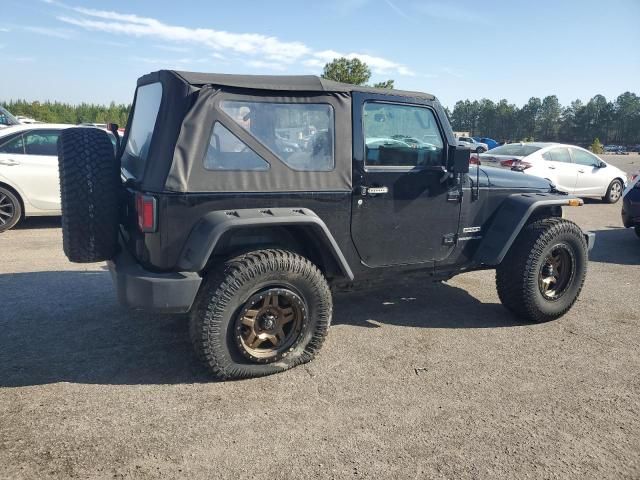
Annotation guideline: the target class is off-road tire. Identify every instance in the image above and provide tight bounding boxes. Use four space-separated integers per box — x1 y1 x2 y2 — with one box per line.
190 249 332 380
0 186 22 232
57 128 120 262
603 179 623 204
496 217 587 323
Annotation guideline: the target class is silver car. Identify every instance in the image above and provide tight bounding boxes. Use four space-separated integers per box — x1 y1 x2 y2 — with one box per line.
457 136 488 153
479 142 628 203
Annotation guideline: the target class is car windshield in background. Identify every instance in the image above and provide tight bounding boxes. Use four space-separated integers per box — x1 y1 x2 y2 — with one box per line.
0 106 20 127
121 82 162 178
488 144 542 156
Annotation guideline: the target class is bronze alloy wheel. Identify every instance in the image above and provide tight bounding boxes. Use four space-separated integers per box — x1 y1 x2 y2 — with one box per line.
235 288 306 363
538 243 575 300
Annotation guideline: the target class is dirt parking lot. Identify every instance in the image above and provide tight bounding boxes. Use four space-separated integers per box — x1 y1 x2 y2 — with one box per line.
1 155 639 479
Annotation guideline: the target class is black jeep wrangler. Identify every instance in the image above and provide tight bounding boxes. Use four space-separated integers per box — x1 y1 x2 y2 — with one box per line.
57 70 594 380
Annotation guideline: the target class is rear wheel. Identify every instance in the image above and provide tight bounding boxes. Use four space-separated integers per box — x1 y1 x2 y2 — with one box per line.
603 179 623 203
190 249 332 380
0 186 21 232
57 128 120 262
496 218 587 323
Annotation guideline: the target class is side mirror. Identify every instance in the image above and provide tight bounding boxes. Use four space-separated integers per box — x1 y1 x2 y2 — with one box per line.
598 161 607 168
448 145 471 174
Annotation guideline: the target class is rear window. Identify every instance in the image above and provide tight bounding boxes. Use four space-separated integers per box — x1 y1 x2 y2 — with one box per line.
121 82 163 178
220 100 335 172
488 144 542 156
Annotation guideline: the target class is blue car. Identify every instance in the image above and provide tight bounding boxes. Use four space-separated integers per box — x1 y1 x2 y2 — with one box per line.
473 136 499 150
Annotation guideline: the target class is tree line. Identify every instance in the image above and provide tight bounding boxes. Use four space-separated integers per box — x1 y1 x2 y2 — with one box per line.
1 99 130 127
3 57 638 148
448 92 640 147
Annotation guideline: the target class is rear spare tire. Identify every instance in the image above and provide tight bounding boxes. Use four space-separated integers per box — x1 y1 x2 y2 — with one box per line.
58 127 120 263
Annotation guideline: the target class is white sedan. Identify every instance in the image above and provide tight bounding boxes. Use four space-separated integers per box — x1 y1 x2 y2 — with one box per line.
0 124 118 232
478 142 628 203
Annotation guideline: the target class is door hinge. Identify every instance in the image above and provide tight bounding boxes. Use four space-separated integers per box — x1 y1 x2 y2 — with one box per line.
442 233 456 246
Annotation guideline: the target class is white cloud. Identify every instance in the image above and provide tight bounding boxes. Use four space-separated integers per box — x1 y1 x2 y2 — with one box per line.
51 4 413 77
0 28 10 33
23 26 74 39
312 50 414 76
155 44 191 53
246 60 287 71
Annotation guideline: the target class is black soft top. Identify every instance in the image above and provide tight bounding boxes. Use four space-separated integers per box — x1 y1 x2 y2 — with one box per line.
137 70 435 101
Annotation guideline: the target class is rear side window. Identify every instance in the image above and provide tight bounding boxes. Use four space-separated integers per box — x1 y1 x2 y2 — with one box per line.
0 134 24 154
204 122 269 171
122 82 163 177
542 147 571 163
24 130 60 156
220 100 335 172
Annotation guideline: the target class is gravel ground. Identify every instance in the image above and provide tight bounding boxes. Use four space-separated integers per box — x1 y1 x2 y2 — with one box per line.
1 154 639 479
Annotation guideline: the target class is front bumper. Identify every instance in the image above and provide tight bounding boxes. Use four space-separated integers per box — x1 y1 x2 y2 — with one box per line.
107 246 202 313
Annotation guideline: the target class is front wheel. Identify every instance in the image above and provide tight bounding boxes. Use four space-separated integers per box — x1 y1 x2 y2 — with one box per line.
603 179 623 203
496 218 587 323
190 249 332 380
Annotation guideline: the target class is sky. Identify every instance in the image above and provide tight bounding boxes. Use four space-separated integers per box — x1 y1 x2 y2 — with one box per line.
1 0 639 108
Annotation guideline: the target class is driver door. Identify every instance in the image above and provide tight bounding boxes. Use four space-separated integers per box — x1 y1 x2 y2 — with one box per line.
350 94 462 267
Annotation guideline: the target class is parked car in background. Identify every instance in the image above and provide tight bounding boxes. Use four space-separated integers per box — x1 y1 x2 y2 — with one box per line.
621 172 640 238
473 136 499 150
0 124 119 231
479 142 628 203
457 136 488 153
0 106 20 129
604 145 630 155
16 115 40 124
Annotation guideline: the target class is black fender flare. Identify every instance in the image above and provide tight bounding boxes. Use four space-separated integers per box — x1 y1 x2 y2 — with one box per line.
473 193 585 266
177 207 354 280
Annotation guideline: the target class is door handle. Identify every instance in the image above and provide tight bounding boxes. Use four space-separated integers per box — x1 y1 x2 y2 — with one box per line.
361 186 389 196
0 159 20 166
548 165 556 169
578 169 585 173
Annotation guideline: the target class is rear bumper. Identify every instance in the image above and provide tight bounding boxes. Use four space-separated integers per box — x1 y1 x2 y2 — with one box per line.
107 246 202 313
584 231 596 252
621 189 640 228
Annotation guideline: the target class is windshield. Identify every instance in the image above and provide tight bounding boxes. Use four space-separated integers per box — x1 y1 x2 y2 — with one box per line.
121 82 162 178
487 144 542 156
0 106 20 127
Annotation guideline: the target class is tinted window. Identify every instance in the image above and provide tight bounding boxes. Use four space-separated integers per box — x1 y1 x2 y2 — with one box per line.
571 148 600 167
363 102 444 168
488 144 542 157
542 147 572 163
204 122 269 171
221 100 334 172
0 134 24 154
122 82 163 177
23 130 60 156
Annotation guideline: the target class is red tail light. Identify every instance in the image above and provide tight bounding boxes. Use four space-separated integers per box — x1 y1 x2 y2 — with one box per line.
500 159 532 171
470 154 481 165
135 193 157 232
